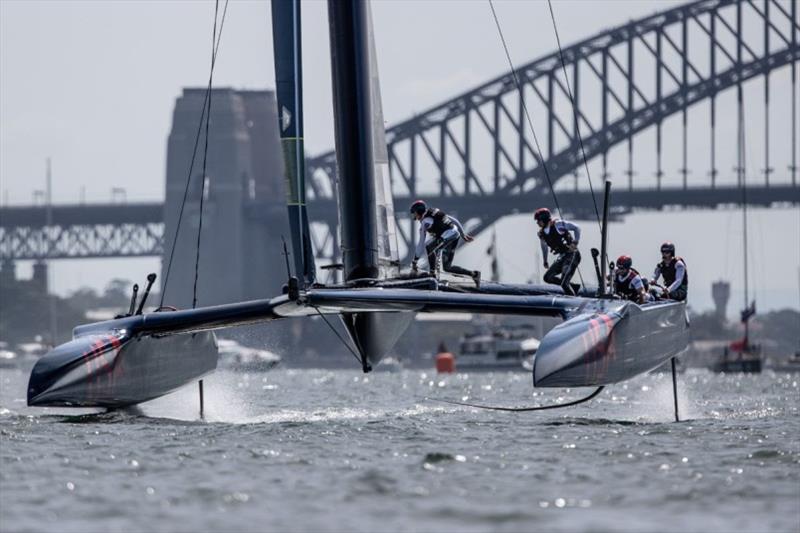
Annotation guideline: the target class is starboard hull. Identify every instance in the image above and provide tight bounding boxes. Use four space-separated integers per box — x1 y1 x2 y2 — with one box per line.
533 299 689 387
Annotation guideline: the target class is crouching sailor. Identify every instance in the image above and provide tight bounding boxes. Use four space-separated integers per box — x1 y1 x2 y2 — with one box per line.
409 200 481 287
652 242 688 301
614 255 651 304
534 207 581 296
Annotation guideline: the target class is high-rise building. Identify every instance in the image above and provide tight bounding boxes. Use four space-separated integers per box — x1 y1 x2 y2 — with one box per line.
711 280 730 321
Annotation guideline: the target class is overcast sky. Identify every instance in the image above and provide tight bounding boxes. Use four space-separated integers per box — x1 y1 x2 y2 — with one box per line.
1 0 798 316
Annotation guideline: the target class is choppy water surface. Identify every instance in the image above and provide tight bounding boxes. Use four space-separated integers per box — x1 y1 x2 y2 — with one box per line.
1 366 798 533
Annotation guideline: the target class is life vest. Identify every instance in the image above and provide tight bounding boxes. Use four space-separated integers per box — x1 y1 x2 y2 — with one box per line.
538 220 573 254
423 208 455 238
615 268 644 301
657 257 688 290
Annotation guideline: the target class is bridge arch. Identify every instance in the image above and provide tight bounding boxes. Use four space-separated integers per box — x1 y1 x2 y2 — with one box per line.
308 0 799 201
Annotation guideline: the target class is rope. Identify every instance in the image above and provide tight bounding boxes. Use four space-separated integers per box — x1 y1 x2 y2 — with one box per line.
192 0 224 308
160 0 230 307
546 0 603 232
313 308 364 366
488 0 585 289
488 0 562 215
429 386 604 412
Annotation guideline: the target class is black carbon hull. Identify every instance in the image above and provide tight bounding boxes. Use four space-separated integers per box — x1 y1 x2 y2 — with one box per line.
27 329 218 408
533 299 690 387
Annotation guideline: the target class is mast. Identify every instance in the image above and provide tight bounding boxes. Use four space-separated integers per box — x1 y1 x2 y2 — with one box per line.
736 3 751 346
271 0 316 288
327 0 380 282
46 158 57 345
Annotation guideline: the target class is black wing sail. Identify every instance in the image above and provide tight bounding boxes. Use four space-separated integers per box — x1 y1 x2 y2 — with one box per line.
272 0 316 287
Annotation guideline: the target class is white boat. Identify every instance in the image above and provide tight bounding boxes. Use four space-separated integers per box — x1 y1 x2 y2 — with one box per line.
216 339 281 372
457 321 540 371
0 342 18 368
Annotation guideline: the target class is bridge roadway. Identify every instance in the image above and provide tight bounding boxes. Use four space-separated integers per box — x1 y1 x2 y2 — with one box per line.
2 183 797 261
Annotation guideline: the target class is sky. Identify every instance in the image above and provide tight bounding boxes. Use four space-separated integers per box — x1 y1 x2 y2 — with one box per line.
1 0 798 316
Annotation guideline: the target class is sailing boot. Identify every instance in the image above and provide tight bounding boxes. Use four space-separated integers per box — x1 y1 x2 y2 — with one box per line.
472 270 482 289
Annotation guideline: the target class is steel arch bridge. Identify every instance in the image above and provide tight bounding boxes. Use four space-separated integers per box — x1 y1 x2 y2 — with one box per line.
1 0 798 265
306 0 799 259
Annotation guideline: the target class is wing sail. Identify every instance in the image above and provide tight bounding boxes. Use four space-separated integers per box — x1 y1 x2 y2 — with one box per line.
366 0 400 279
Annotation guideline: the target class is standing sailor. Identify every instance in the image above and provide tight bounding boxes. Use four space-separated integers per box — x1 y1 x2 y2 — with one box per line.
652 242 688 301
534 207 582 295
613 255 650 304
410 201 481 287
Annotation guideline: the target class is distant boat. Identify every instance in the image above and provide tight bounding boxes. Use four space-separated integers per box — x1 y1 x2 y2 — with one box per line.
0 342 18 368
712 341 762 373
765 350 800 373
712 100 762 375
216 339 280 372
457 320 539 371
375 356 403 372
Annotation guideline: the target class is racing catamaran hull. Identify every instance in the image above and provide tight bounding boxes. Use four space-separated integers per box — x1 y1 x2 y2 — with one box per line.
533 299 689 387
26 281 688 407
27 328 217 408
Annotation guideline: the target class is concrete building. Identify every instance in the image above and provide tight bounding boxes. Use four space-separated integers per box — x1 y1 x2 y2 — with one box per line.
162 88 290 308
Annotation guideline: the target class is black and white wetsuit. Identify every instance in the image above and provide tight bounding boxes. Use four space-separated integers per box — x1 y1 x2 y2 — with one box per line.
653 257 688 301
413 209 473 277
538 220 582 295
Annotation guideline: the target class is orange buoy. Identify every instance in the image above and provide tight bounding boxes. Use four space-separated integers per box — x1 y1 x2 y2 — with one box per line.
435 351 455 373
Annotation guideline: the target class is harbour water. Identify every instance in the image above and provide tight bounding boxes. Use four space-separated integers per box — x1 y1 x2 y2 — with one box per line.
1 366 798 532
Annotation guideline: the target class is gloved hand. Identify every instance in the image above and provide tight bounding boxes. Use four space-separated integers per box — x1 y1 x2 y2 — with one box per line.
543 262 549 269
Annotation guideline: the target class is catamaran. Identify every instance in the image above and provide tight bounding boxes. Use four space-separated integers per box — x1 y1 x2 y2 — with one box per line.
27 0 689 417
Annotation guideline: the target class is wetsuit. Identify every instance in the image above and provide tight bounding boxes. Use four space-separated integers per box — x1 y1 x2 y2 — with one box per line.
653 257 688 301
539 219 581 295
414 208 473 277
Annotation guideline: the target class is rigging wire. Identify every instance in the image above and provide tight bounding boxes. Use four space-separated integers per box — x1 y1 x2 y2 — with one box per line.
738 95 750 310
546 0 603 232
488 0 586 289
160 0 230 308
192 0 224 308
313 308 365 366
488 0 562 216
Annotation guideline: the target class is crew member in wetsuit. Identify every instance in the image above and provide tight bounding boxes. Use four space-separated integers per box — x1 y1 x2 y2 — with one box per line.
614 255 650 304
651 242 688 301
410 200 481 287
535 207 581 296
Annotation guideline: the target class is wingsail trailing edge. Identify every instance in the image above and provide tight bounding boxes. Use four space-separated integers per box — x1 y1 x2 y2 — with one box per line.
27 0 689 410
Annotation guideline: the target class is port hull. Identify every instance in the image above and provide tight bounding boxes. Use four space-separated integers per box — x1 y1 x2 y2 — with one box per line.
27 331 217 407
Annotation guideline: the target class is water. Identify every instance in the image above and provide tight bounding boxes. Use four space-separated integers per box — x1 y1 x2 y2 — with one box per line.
1 366 798 533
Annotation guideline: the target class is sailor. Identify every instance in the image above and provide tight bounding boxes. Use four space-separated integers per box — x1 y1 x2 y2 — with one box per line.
652 242 688 301
613 255 650 304
409 200 481 287
534 207 582 296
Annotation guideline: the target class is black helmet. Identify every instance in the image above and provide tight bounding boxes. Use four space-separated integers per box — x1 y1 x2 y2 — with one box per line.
616 255 632 269
660 242 675 255
410 200 427 216
534 207 552 224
